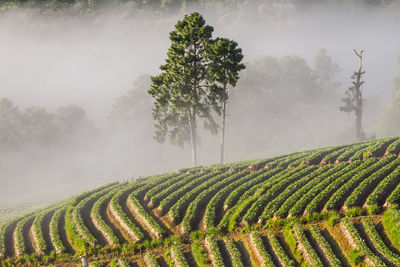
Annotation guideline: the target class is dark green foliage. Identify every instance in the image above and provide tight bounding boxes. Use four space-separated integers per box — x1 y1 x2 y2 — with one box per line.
348 249 364 265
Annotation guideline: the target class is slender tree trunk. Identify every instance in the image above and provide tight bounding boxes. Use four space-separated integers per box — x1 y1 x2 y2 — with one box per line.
220 85 228 164
188 107 197 166
353 49 366 141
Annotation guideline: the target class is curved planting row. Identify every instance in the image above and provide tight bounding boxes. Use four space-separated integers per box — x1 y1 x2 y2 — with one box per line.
204 234 224 266
265 230 295 266
170 244 189 267
340 218 386 266
308 225 342 266
250 231 274 266
91 186 123 246
259 164 334 220
290 161 361 216
241 165 317 224
361 218 400 266
223 236 244 267
343 155 400 210
127 194 166 239
49 207 67 254
292 223 323 266
109 183 146 242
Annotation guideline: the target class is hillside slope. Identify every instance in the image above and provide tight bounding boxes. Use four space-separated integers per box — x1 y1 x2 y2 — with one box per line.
1 137 400 266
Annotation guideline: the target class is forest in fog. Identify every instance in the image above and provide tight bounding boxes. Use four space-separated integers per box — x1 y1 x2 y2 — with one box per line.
1 0 400 204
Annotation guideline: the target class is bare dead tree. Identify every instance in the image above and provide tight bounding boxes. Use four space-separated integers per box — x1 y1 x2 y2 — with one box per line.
340 49 366 141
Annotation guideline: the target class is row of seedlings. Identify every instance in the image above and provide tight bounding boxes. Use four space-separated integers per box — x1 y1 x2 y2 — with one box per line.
157 170 223 213
0 218 21 258
323 157 389 211
181 170 251 233
127 193 166 239
259 164 335 221
335 140 375 162
292 223 323 266
144 252 160 267
204 234 225 267
343 155 399 210
170 244 190 267
223 236 244 267
13 214 36 256
365 165 400 208
286 161 360 217
90 186 123 246
384 180 400 207
241 165 318 225
220 166 304 231
308 225 342 266
265 230 295 266
168 171 235 226
204 168 283 230
64 182 118 251
49 207 67 254
145 171 203 208
304 159 373 214
340 218 386 266
249 232 275 266
361 218 400 266
31 204 62 255
363 137 397 158
385 136 400 155
72 184 121 246
109 183 146 242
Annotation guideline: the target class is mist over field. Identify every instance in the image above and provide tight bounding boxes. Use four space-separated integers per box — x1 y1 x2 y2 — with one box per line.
1 0 400 205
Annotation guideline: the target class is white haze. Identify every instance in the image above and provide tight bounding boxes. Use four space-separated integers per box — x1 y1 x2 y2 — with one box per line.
1 1 400 205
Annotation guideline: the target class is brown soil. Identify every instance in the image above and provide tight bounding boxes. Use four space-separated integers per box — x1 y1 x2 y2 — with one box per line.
4 220 19 258
24 217 35 255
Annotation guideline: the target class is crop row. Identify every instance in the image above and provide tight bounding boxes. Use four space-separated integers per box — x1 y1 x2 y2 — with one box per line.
127 193 166 239
365 164 400 207
340 218 385 266
292 223 323 266
91 186 122 246
14 214 35 256
308 225 341 266
242 165 317 224
343 155 399 209
73 184 121 246
181 170 249 233
222 168 283 210
147 172 202 207
31 204 62 255
386 137 400 154
385 180 400 206
204 234 224 267
250 232 274 266
260 164 334 220
109 183 146 242
170 244 189 267
265 230 295 266
288 161 359 217
158 170 221 212
223 236 243 267
49 207 67 254
144 252 160 267
323 157 387 211
361 218 400 266
168 170 235 225
336 140 375 162
204 168 266 230
222 166 305 231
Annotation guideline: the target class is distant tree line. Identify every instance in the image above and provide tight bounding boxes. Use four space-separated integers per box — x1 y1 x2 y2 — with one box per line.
0 99 96 160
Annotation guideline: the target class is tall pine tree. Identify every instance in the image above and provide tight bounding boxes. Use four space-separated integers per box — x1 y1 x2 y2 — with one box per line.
148 12 218 166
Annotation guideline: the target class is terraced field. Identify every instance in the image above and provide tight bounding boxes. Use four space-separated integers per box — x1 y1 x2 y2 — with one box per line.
1 137 400 266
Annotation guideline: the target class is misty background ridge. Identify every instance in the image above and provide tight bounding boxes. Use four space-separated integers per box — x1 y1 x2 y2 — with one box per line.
1 0 400 205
